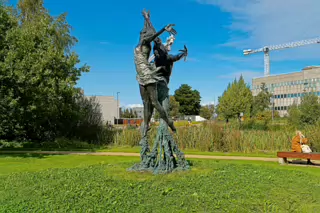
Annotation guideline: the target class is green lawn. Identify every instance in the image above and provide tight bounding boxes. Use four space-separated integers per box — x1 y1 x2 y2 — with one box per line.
0 154 319 212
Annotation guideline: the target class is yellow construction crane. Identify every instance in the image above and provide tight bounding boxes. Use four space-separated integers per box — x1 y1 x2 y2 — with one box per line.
243 37 320 76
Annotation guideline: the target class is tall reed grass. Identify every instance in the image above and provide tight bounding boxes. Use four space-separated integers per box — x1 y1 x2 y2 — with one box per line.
111 121 320 153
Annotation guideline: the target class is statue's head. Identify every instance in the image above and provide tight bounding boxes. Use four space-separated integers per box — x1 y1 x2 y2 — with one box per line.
139 28 154 42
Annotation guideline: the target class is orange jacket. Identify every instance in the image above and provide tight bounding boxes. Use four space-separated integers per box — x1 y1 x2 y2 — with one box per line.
291 135 308 153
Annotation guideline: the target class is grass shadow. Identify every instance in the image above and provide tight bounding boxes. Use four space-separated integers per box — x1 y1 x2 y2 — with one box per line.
186 159 194 166
0 153 56 159
289 159 320 167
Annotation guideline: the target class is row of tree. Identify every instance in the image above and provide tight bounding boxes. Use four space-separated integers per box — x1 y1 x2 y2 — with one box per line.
120 108 138 118
0 0 103 143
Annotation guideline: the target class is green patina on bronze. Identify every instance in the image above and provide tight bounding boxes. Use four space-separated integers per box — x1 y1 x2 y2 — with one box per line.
128 9 189 174
128 83 190 174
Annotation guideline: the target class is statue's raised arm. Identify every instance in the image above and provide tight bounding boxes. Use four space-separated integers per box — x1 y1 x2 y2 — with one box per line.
169 45 188 62
140 9 177 44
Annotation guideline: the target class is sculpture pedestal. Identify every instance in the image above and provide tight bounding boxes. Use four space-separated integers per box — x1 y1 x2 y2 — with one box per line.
128 122 190 174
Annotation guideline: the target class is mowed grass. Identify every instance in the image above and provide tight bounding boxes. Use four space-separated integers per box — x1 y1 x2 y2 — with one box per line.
0 155 320 212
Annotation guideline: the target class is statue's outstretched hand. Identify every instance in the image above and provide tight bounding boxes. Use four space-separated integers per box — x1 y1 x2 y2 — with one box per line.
179 45 188 61
142 9 150 19
165 24 177 36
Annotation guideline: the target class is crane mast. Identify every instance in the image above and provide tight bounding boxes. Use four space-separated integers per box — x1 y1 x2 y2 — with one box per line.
243 37 320 76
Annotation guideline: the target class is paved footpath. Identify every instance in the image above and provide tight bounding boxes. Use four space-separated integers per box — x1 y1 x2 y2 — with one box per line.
0 150 279 162
1 151 320 166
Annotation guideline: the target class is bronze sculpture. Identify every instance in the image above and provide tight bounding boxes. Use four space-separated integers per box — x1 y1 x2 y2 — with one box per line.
129 10 190 174
134 10 177 140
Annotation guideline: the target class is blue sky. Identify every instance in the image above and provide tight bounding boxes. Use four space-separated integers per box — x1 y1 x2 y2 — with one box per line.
9 0 320 107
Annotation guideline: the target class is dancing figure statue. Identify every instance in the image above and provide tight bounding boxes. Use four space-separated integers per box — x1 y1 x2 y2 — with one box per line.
128 9 190 174
134 9 177 145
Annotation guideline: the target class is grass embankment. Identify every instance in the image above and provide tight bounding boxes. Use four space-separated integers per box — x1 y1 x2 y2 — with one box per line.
0 155 319 212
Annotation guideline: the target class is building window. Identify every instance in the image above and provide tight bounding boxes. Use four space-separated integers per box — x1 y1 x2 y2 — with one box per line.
284 94 287 98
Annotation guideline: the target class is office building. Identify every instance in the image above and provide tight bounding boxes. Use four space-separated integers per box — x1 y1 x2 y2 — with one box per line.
85 96 120 125
131 106 143 119
251 66 320 117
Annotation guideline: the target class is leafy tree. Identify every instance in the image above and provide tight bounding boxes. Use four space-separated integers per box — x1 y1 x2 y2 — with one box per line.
287 101 302 127
200 105 214 120
154 95 180 120
0 1 94 142
216 83 233 120
288 93 320 127
174 84 201 115
252 83 272 116
299 93 320 125
217 75 253 121
169 96 180 118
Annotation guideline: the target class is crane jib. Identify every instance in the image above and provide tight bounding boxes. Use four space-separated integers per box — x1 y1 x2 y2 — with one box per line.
242 37 320 76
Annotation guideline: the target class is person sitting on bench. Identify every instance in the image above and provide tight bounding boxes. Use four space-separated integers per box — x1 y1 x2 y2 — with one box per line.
292 131 313 164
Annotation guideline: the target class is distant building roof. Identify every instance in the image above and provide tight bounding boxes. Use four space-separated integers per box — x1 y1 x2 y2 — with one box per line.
253 65 320 80
302 66 320 70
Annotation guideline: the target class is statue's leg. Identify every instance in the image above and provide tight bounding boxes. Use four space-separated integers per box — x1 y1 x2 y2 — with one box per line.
146 83 176 132
139 84 154 138
157 82 170 127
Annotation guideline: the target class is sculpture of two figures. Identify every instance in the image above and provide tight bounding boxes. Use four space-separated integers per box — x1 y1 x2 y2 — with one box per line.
128 9 190 174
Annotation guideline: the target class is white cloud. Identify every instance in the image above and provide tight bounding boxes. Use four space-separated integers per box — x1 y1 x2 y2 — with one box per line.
201 101 215 106
125 104 143 108
197 0 320 61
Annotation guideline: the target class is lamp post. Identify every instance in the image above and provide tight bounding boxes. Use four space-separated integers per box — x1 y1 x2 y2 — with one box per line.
116 92 120 125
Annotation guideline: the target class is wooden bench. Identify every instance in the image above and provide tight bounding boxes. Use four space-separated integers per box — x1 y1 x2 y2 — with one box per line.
277 152 320 164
